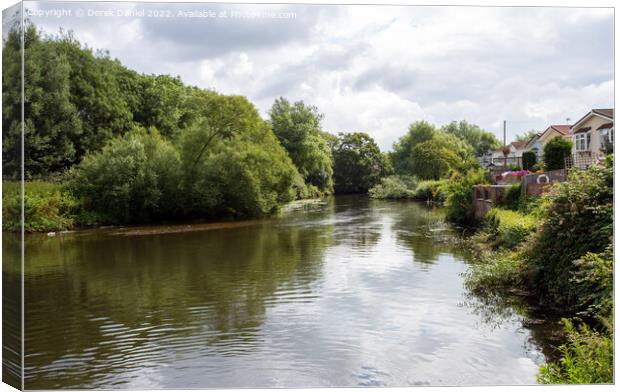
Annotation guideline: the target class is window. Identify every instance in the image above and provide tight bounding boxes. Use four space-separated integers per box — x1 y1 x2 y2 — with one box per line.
575 132 591 151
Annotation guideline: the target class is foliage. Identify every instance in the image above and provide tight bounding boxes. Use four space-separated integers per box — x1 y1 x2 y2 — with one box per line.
538 319 613 384
485 208 536 249
570 246 613 319
441 120 501 157
515 129 538 142
368 175 418 199
501 183 522 210
524 156 613 311
392 124 478 180
270 97 334 193
464 249 524 293
521 150 537 171
543 136 573 171
390 121 437 174
413 180 448 202
444 168 489 225
65 127 182 224
2 181 76 232
332 132 389 193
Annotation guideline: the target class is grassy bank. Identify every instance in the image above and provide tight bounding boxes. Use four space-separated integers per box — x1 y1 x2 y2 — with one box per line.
462 155 614 384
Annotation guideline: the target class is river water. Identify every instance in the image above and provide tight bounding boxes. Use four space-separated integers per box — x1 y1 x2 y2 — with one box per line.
3 196 558 388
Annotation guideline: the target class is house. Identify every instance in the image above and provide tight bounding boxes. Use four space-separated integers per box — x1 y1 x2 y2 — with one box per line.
569 109 614 167
524 125 572 160
490 140 527 167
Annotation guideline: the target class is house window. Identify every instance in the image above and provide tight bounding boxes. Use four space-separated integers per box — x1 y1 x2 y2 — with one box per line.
575 133 591 151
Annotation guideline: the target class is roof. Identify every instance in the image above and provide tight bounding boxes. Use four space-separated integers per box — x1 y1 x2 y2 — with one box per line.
510 140 527 150
549 125 571 135
571 108 614 132
597 122 613 130
592 109 614 119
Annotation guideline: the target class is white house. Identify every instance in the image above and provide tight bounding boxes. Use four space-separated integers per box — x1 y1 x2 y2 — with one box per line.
570 109 614 167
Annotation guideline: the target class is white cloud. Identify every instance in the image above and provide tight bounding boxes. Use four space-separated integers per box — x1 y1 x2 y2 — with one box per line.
27 2 613 149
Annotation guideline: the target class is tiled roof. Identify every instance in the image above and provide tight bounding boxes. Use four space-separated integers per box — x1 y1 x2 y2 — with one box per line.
510 140 527 150
549 125 571 135
597 122 613 130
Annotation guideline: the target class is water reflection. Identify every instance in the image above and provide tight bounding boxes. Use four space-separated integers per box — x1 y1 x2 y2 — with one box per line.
13 196 558 388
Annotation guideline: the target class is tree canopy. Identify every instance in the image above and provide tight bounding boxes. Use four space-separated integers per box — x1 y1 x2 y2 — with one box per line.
441 120 501 157
332 132 390 193
391 121 478 180
269 97 334 194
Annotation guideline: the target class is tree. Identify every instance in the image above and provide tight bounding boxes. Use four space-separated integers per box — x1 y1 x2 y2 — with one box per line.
522 150 537 170
544 136 573 171
409 137 462 180
515 129 539 142
2 25 136 178
332 132 388 194
441 120 501 157
391 121 436 174
270 97 334 193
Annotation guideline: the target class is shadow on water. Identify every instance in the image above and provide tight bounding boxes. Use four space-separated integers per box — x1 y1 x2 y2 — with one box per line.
19 217 334 388
9 195 564 388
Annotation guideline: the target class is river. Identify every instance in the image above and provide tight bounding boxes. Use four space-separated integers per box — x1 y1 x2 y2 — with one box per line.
3 196 559 388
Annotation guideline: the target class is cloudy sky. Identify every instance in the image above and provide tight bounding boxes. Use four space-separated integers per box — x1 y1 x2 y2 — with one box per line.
19 1 614 150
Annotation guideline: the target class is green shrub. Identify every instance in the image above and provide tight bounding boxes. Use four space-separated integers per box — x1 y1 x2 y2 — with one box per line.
2 181 76 232
538 319 613 384
413 180 448 202
522 151 537 171
464 250 524 293
543 136 573 171
530 163 542 172
66 127 182 224
486 208 536 249
501 183 522 210
444 168 489 225
524 156 613 311
570 246 613 320
368 175 418 199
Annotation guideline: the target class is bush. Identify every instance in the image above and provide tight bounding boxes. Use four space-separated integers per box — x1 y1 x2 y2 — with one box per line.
66 127 182 224
368 175 417 199
538 319 613 384
444 168 489 225
501 183 522 210
413 179 448 202
2 181 76 232
524 155 613 311
544 136 573 171
464 250 524 293
522 150 537 171
486 208 536 249
570 246 613 320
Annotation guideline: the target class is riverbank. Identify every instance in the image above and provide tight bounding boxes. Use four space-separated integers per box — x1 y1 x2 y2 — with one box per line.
462 156 613 384
1 180 332 233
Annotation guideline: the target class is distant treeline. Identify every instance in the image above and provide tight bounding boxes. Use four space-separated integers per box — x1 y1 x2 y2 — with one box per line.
2 24 501 226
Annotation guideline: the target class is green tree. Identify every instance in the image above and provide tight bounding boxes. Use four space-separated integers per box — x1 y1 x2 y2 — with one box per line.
66 127 182 224
332 132 387 193
515 129 539 142
391 121 436 174
522 150 537 170
441 120 501 157
543 136 573 171
269 97 334 193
